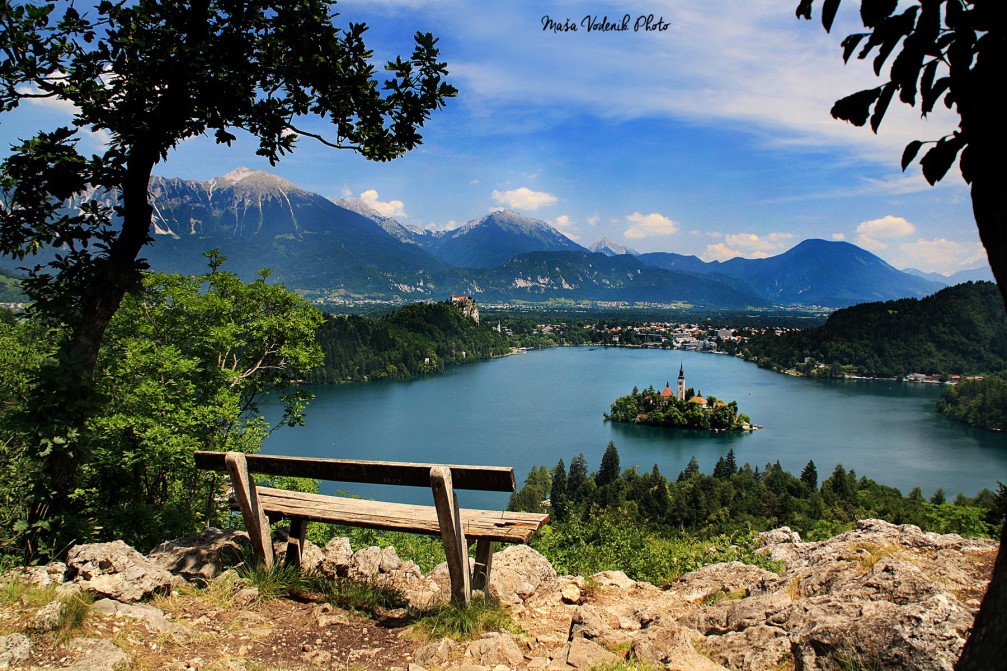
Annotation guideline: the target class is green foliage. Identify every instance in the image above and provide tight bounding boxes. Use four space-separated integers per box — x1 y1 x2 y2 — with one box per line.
0 259 324 557
742 282 1007 378
512 444 1001 585
508 465 553 514
308 301 509 382
412 595 513 642
937 374 1007 431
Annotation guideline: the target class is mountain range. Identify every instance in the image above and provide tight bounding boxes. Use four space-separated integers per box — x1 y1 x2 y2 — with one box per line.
3 167 977 309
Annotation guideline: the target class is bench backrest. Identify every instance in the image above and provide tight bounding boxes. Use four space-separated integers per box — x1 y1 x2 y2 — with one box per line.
193 451 516 492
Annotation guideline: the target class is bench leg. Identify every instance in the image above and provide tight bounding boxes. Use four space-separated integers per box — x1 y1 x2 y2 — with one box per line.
225 452 274 569
285 517 307 569
430 466 471 606
472 539 494 592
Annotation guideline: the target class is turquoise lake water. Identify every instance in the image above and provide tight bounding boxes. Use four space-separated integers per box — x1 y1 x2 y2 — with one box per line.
263 347 1007 509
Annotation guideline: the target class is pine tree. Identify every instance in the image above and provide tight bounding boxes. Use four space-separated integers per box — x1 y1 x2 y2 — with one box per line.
550 459 568 520
596 442 621 487
678 455 701 481
800 460 818 489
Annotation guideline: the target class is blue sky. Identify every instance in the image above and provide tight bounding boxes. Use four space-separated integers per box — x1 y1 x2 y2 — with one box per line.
0 0 987 275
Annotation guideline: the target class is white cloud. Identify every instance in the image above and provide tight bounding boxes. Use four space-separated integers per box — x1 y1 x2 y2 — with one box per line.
491 186 557 210
856 215 916 251
856 215 916 239
702 231 794 261
831 232 846 241
552 214 580 240
884 238 987 275
705 243 741 262
359 189 406 218
624 212 678 239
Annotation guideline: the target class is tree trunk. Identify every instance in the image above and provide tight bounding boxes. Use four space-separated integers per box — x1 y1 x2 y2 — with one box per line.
955 164 1007 670
27 149 157 559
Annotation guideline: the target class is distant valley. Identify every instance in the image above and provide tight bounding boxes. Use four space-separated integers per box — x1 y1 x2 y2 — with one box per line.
2 168 988 310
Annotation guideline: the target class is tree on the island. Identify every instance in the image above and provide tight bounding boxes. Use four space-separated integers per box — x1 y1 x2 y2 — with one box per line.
0 0 455 555
796 3 1007 662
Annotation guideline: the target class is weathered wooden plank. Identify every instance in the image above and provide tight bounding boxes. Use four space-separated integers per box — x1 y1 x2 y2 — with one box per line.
249 488 548 543
225 452 274 568
431 466 470 606
285 517 307 569
194 451 515 492
472 539 494 591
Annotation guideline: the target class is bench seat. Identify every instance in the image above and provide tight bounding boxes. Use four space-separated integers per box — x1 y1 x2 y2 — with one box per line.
195 450 549 605
254 486 546 543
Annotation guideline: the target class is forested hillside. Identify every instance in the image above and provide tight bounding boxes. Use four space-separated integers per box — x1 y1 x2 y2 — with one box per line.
307 301 509 382
938 375 1007 431
0 267 24 302
742 282 1007 377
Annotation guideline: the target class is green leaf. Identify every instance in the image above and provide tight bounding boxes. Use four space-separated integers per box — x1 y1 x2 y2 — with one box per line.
901 140 924 171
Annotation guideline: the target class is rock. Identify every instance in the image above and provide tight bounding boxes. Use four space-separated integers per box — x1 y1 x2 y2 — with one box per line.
63 637 131 671
564 637 619 669
589 570 636 589
701 624 791 671
0 634 31 669
92 598 195 639
148 528 248 582
414 637 457 665
667 561 778 604
314 603 351 627
269 530 323 574
67 541 174 603
629 618 706 666
464 633 525 667
560 583 581 604
31 599 66 633
344 545 439 608
3 562 67 588
232 587 260 607
487 545 557 605
568 605 633 648
755 526 802 546
317 537 354 577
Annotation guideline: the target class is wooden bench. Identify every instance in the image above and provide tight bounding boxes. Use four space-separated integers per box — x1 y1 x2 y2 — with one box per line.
193 451 550 605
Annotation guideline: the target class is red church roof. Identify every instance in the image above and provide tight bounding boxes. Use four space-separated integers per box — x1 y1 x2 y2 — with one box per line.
661 384 673 397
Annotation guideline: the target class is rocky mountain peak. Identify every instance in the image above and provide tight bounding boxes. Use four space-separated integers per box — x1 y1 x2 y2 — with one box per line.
207 167 302 194
590 237 639 256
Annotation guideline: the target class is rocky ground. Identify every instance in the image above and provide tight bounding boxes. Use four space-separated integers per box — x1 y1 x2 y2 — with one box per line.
0 519 997 671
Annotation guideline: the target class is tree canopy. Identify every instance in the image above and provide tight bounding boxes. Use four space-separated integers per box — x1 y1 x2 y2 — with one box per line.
0 0 454 557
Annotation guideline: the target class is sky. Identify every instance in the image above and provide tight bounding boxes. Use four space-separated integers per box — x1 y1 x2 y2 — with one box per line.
0 0 989 275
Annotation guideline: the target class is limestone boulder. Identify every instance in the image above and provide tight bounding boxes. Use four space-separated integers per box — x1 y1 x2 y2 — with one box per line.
0 633 31 669
67 541 174 603
147 527 248 582
464 632 525 667
487 545 557 605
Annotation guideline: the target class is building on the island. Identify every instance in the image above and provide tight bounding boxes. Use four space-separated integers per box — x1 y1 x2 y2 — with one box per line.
689 395 708 407
450 294 480 323
677 363 686 400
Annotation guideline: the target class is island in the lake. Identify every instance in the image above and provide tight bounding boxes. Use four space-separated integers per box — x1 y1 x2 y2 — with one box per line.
605 365 755 431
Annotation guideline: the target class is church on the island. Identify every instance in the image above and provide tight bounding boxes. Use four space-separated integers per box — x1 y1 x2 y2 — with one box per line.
656 364 712 408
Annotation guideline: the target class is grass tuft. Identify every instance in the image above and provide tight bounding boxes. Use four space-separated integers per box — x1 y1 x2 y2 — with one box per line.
234 561 306 602
309 575 409 615
412 595 513 642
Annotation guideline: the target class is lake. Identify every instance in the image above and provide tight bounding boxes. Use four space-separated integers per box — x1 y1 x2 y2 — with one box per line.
263 347 1007 509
